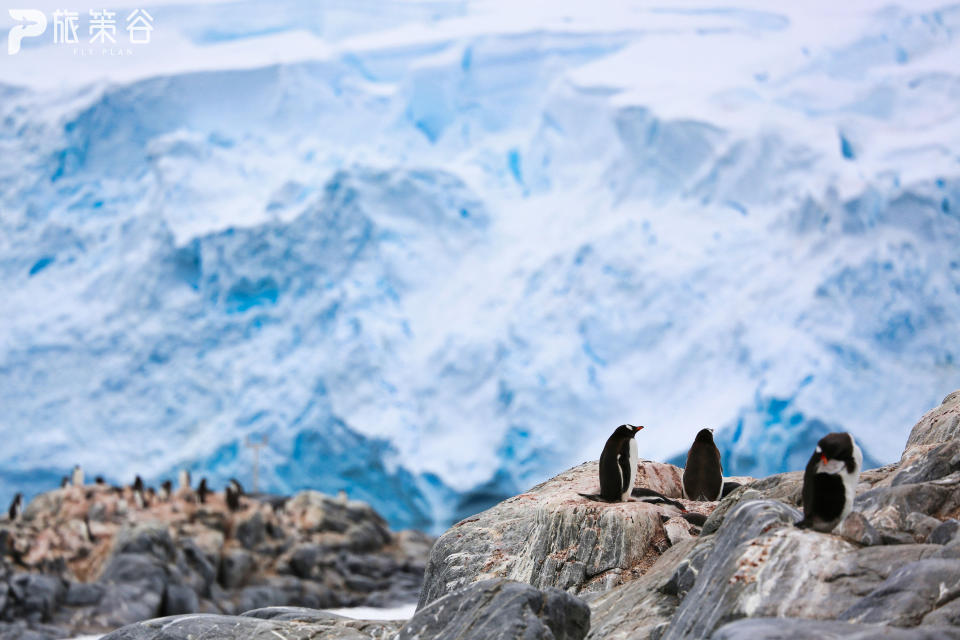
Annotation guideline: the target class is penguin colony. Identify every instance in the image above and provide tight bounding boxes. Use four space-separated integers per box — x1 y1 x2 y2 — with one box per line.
3 468 254 521
583 423 862 534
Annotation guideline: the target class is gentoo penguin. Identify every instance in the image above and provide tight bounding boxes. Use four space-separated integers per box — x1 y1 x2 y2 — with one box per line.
72 465 84 487
578 425 643 502
178 469 191 491
225 478 244 511
682 428 724 501
132 475 147 509
796 432 863 532
197 478 209 504
60 477 69 488
7 493 22 521
159 480 172 502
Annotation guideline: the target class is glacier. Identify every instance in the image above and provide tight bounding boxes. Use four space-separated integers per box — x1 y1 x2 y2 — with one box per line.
1 0 959 531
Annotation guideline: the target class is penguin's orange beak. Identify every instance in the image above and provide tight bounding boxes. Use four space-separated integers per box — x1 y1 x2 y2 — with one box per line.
820 454 828 465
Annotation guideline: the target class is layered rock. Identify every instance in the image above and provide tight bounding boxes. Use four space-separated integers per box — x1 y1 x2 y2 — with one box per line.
0 486 431 638
12 389 960 640
416 389 960 639
417 460 715 607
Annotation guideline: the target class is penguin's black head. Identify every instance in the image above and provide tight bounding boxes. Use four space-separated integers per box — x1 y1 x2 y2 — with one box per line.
694 428 715 443
615 424 644 438
815 432 857 473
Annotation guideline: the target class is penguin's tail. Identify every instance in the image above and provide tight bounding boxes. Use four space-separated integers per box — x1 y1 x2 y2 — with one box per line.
795 518 812 529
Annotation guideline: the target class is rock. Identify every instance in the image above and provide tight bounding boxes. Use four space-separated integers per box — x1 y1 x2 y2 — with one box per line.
893 440 960 486
587 539 697 640
113 523 177 562
712 617 960 639
161 584 198 616
235 511 266 550
904 512 943 542
5 574 65 622
218 548 255 590
418 460 691 607
839 559 960 626
836 511 882 546
64 581 105 606
663 500 856 640
901 391 960 464
856 472 960 527
288 543 323 579
929 519 960 545
0 621 58 640
100 612 403 640
399 579 590 640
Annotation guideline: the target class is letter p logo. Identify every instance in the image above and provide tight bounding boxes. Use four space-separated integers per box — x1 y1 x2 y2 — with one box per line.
8 9 47 55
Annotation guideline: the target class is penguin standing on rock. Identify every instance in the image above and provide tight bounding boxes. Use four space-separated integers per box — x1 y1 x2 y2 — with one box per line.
197 478 209 504
159 480 172 502
225 478 244 511
683 428 724 501
72 465 84 487
132 475 148 509
578 425 643 502
796 432 863 532
7 493 22 521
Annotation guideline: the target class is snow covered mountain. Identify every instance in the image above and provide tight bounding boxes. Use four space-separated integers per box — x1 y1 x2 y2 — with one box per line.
1 1 959 531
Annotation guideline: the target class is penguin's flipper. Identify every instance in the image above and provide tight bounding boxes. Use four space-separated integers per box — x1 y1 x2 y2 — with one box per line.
720 482 742 498
631 487 686 510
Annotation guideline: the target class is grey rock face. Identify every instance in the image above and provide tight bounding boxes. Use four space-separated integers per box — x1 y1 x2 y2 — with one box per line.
418 460 695 608
902 390 960 461
587 538 697 640
100 612 402 640
399 579 589 640
929 519 960 545
713 617 960 639
839 559 960 626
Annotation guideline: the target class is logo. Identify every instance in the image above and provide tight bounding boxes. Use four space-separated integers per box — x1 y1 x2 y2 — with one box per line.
8 8 154 56
8 9 48 55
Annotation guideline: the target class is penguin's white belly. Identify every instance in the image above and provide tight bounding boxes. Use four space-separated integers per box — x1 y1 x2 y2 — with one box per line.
622 439 638 501
839 443 864 522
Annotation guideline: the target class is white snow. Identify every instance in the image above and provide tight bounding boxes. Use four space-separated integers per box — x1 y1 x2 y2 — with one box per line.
1 0 959 530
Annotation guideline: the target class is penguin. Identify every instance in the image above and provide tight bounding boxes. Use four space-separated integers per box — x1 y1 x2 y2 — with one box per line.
94 476 105 485
578 425 642 502
7 493 22 521
225 478 244 511
60 477 69 488
197 478 209 504
159 480 172 502
682 428 724 501
178 469 191 491
132 475 147 509
796 432 863 532
72 465 84 487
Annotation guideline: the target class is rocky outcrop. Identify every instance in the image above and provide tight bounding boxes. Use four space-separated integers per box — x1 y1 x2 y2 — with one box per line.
416 389 960 639
100 609 404 640
417 460 715 607
399 579 590 640
0 487 431 638
12 390 960 640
